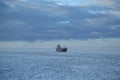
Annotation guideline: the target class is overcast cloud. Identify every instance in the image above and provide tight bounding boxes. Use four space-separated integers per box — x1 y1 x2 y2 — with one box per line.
0 0 120 52
0 0 120 40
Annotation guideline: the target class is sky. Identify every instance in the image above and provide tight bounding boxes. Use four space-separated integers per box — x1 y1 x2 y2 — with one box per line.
0 0 120 52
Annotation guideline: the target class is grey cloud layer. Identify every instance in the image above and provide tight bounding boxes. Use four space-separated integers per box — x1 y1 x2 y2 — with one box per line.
0 0 120 41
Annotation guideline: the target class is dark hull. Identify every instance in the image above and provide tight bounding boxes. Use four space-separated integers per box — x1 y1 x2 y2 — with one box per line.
60 48 67 52
56 48 67 52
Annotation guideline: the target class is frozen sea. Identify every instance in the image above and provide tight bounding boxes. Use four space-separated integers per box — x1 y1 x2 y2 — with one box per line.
0 50 120 80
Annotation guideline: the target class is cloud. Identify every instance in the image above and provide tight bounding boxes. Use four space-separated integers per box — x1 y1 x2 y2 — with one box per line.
98 0 120 7
0 0 120 41
0 0 120 53
0 38 120 53
57 21 70 24
110 25 120 30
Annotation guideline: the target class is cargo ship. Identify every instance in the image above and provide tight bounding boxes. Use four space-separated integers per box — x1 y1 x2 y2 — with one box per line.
56 44 67 52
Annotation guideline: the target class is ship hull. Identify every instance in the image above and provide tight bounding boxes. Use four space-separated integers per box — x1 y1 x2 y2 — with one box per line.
56 48 67 52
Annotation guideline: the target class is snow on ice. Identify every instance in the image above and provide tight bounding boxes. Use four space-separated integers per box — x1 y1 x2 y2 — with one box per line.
0 51 120 80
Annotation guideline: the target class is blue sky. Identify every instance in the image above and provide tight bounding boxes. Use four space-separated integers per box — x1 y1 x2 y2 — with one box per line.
0 0 120 52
